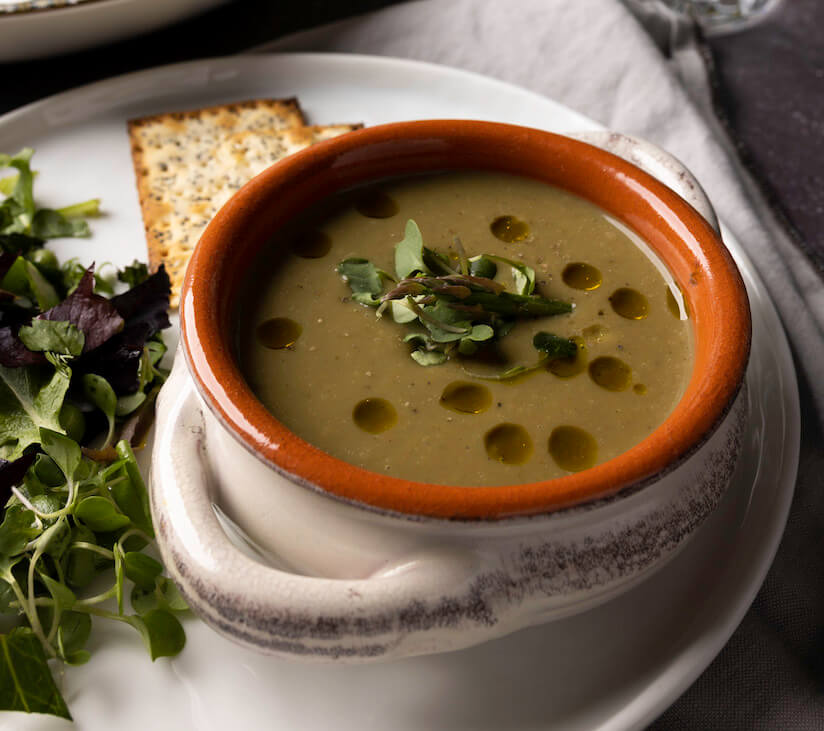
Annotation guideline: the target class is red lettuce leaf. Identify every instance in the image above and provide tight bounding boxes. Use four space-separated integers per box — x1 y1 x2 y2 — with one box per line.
38 267 124 352
75 267 170 394
109 264 170 333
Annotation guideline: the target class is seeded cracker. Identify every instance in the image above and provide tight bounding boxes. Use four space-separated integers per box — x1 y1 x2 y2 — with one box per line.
128 98 360 306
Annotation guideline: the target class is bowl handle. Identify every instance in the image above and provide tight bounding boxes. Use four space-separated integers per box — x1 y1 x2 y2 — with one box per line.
151 359 493 660
568 131 720 234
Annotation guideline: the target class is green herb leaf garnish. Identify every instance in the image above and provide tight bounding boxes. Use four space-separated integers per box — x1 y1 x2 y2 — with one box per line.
338 219 573 367
394 219 427 280
336 257 394 306
533 331 578 359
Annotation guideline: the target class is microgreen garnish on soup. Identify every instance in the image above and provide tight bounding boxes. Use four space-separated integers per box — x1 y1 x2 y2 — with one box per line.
337 219 573 366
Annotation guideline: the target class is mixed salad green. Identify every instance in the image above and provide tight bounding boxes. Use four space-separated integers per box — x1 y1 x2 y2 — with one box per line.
0 149 184 720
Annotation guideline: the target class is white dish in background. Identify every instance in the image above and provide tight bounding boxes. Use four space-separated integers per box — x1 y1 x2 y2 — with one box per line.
0 0 228 62
0 54 799 731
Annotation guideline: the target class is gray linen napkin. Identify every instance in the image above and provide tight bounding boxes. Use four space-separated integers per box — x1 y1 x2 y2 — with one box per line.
258 1 824 726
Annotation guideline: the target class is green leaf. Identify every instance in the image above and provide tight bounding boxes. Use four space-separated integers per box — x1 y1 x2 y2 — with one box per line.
422 246 456 276
457 324 495 356
117 260 149 288
30 209 90 240
532 332 578 359
0 173 18 197
38 570 75 612
39 427 81 483
467 324 494 342
60 258 86 294
156 577 187 612
132 576 188 614
75 496 130 532
59 401 85 443
410 350 448 366
394 220 427 280
0 505 38 557
337 258 390 306
0 362 69 461
123 552 163 591
33 453 64 487
23 260 59 311
0 578 16 612
82 374 117 448
114 544 125 615
36 516 71 560
468 255 498 279
0 627 71 719
145 339 167 367
130 584 157 615
115 391 146 417
419 300 471 343
0 256 30 297
29 494 63 519
57 611 91 665
113 441 153 537
65 526 97 589
457 339 478 356
18 320 85 357
487 255 536 295
55 198 100 221
389 299 418 324
127 609 186 660
0 149 35 228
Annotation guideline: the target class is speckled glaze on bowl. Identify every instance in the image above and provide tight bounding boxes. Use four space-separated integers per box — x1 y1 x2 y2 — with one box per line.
151 121 751 660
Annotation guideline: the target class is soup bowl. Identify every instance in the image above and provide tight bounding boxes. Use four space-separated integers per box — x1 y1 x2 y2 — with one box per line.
151 120 751 660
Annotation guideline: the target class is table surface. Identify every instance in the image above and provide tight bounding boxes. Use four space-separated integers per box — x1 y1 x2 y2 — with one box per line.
2 0 822 728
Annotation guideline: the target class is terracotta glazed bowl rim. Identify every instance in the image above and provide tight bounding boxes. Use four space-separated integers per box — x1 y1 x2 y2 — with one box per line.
180 120 751 521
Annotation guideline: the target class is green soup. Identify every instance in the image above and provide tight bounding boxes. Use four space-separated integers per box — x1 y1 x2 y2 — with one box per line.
238 172 693 486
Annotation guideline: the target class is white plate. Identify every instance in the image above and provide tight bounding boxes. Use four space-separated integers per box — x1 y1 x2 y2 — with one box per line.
0 0 228 62
0 53 799 731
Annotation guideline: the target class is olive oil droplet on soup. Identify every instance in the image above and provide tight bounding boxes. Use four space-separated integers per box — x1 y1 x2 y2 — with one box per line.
588 356 632 391
548 426 598 472
440 381 493 414
257 318 302 349
609 288 649 320
484 423 533 465
633 383 647 395
562 262 603 291
353 398 397 434
490 215 530 243
355 191 400 219
292 230 332 259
